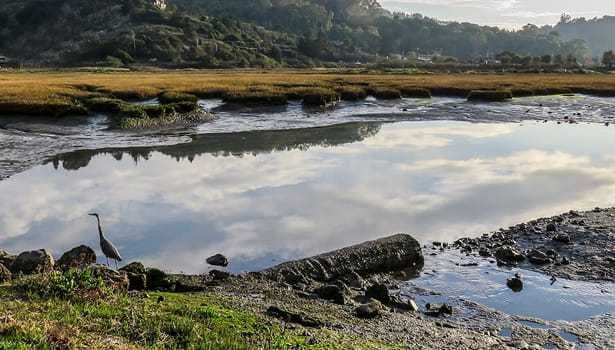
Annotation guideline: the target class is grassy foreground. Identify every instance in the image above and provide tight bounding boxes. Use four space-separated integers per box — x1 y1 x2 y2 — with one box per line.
0 270 392 349
1 70 615 120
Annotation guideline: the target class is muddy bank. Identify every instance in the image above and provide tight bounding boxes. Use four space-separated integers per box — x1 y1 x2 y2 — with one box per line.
451 207 615 282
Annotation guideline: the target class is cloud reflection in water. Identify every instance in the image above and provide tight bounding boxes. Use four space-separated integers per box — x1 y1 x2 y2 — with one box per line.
0 121 614 273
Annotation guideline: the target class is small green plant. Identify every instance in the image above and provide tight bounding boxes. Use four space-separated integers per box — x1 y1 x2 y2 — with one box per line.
15 268 104 300
50 268 104 294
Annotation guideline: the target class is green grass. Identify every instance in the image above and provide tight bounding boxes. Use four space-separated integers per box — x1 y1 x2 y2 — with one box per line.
0 270 397 349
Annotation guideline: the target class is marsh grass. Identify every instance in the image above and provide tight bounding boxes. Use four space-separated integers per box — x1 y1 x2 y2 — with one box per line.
335 85 367 101
3 71 615 118
368 86 402 99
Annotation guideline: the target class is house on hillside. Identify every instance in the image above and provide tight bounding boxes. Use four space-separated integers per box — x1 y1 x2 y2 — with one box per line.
153 0 166 9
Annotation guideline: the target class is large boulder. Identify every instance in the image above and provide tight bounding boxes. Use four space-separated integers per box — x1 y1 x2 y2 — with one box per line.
119 262 147 291
258 234 424 284
10 249 54 274
146 268 169 290
0 263 12 282
56 245 97 272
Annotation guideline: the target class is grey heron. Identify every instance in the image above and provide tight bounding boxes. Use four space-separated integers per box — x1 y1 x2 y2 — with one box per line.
88 213 122 268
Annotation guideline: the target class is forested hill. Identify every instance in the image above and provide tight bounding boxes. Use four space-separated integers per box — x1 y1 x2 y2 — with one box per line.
0 0 295 67
0 0 606 68
540 15 615 57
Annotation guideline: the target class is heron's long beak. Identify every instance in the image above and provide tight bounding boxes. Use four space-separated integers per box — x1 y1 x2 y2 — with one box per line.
88 213 97 216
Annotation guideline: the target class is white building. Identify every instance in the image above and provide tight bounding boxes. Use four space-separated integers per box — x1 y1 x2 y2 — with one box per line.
153 0 166 10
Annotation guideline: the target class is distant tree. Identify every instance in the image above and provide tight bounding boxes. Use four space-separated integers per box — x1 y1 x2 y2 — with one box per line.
105 56 123 67
565 53 577 66
602 50 615 68
540 54 551 64
269 45 282 61
114 49 134 64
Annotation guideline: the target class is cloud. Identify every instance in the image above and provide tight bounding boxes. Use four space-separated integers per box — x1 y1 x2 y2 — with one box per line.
383 0 518 10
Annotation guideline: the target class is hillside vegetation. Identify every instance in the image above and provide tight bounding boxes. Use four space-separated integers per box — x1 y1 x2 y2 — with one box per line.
0 0 611 67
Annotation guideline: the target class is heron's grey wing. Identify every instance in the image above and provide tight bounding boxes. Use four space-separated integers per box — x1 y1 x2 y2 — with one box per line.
101 239 122 261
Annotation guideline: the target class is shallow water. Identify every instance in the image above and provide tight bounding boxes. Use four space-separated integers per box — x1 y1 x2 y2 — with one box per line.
1 95 614 180
407 249 614 321
1 120 614 278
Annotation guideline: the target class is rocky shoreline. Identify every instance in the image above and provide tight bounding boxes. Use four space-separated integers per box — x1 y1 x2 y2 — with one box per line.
1 207 613 349
451 207 615 282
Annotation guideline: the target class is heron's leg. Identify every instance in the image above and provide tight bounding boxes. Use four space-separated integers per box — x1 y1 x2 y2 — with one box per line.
115 259 118 269
106 257 109 267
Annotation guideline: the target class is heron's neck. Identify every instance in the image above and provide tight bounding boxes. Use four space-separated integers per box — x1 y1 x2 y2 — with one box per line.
96 218 105 240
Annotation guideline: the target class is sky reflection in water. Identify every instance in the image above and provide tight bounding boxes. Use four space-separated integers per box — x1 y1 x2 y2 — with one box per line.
0 121 614 274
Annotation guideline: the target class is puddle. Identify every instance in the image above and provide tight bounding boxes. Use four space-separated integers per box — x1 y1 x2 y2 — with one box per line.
559 331 579 343
405 249 615 321
498 327 513 337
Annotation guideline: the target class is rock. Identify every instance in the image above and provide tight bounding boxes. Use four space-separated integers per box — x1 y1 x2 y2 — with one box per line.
546 223 557 232
424 303 453 316
389 295 419 311
478 247 491 257
10 249 54 274
355 300 382 319
126 272 147 291
266 306 322 327
340 271 365 289
259 234 424 284
526 249 551 264
553 233 570 243
0 263 12 282
209 269 231 280
407 299 419 312
439 303 453 315
315 285 345 305
365 283 390 304
119 262 145 274
119 262 147 291
89 265 129 291
494 246 525 262
546 249 557 257
506 276 523 292
56 245 97 272
497 259 518 267
146 268 168 290
561 257 570 265
206 254 228 267
0 250 16 267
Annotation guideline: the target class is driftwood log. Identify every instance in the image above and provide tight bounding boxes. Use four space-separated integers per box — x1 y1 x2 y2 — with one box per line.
258 233 424 284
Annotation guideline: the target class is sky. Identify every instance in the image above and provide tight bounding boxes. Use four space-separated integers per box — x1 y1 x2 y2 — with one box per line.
380 0 615 29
